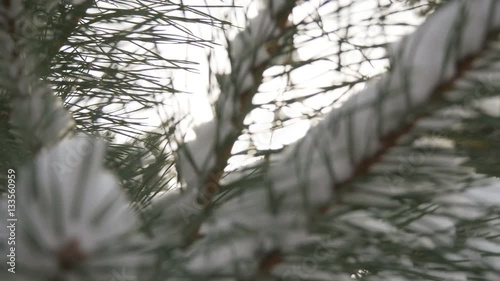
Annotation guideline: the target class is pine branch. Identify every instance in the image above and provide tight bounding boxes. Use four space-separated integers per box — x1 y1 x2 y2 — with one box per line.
46 1 229 141
34 0 95 78
173 1 500 279
267 0 500 214
0 3 148 280
5 1 500 281
176 1 298 202
0 0 74 152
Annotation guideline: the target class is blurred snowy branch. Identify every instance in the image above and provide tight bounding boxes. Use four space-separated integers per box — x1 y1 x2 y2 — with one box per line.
176 0 297 199
3 1 500 281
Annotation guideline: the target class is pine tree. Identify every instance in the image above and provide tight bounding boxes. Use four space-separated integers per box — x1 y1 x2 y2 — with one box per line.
1 0 500 281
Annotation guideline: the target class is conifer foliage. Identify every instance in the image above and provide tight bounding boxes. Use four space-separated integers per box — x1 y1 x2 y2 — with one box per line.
1 1 500 281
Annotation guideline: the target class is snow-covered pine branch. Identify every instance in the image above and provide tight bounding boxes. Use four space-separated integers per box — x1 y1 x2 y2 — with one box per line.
268 0 500 211
0 2 149 280
174 1 500 278
0 0 73 151
175 0 296 197
3 1 500 280
12 136 148 281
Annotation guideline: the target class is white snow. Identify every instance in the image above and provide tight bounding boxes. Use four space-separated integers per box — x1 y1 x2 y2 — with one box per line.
465 182 500 205
170 2 500 279
176 0 292 190
466 238 500 253
16 135 147 280
10 83 74 148
435 193 486 219
412 136 455 149
473 96 500 117
340 210 397 234
177 120 222 189
150 188 205 248
266 0 500 210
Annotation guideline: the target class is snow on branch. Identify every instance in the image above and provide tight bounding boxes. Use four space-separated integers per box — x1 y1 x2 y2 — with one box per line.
178 1 500 278
0 0 74 151
176 0 296 197
0 2 150 279
12 136 148 280
269 0 500 209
